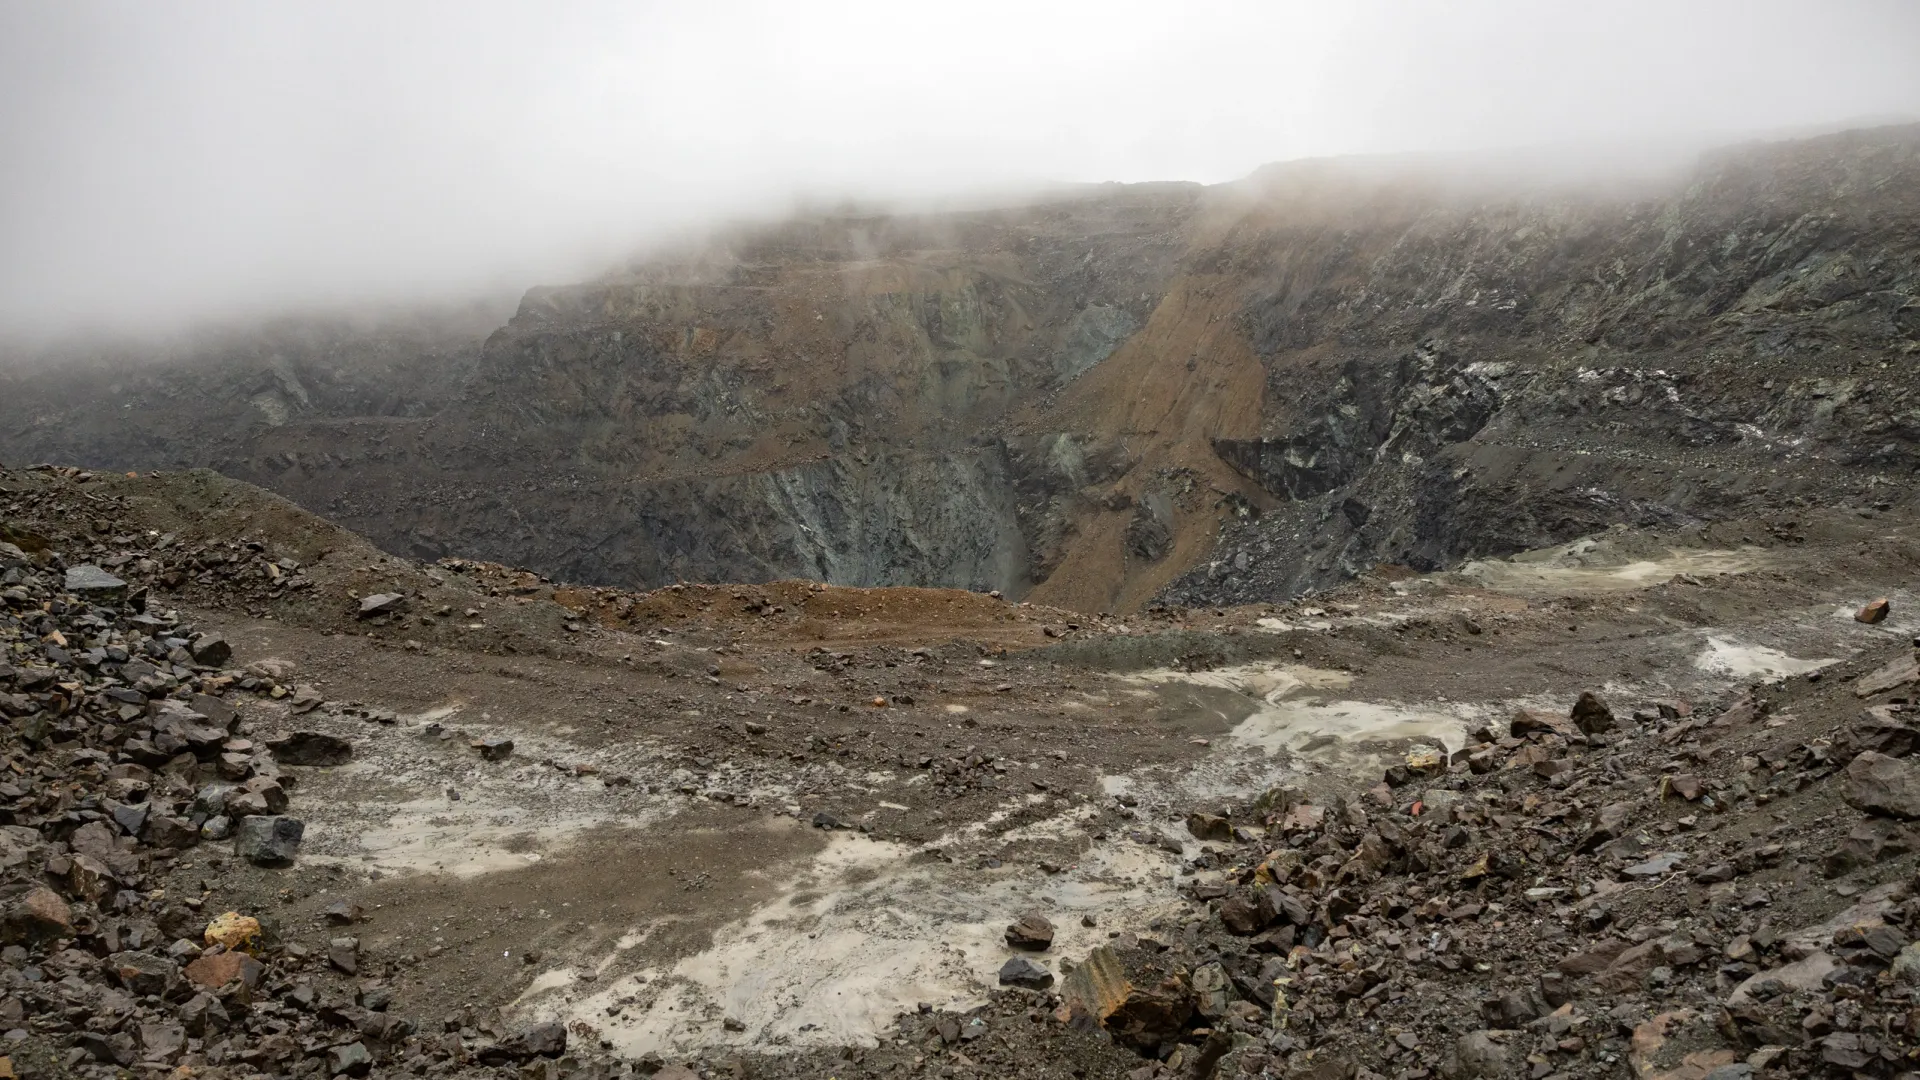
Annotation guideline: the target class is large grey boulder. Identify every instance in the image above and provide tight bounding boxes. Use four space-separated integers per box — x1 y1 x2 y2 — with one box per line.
1844 751 1920 819
233 815 304 866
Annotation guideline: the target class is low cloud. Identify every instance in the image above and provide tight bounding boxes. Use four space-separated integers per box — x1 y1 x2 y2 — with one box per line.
3 0 1917 338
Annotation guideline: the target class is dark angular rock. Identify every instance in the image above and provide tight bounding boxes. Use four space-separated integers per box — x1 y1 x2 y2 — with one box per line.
233 814 304 866
1442 1031 1510 1079
1480 987 1547 1027
474 735 514 762
189 633 232 666
1823 817 1915 877
179 992 230 1036
76 1031 136 1065
184 950 265 990
1106 971 1194 1052
107 950 180 996
1854 660 1920 700
1571 691 1614 734
1005 912 1054 950
265 730 352 766
64 564 126 599
139 1021 187 1063
143 815 200 850
1667 774 1706 801
998 956 1053 989
1820 1031 1874 1069
357 592 408 618
107 799 149 836
1186 812 1233 842
329 936 359 974
1218 889 1272 935
500 1020 568 1059
241 776 291 813
328 1041 374 1077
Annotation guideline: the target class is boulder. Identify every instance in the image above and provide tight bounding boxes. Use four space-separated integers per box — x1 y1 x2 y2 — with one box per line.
1186 812 1233 841
357 593 408 618
1441 1030 1510 1079
1856 656 1920 698
189 633 232 666
184 950 264 990
499 1020 568 1059
328 1041 373 1078
1570 691 1614 734
998 956 1053 989
474 735 514 762
233 815 304 866
203 911 261 950
264 730 352 766
1106 971 1194 1051
1844 751 1920 819
107 951 179 996
64 564 126 600
1005 912 1054 950
2 885 74 943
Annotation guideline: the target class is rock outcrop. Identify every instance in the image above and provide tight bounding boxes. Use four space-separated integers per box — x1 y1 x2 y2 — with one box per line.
5 126 1920 610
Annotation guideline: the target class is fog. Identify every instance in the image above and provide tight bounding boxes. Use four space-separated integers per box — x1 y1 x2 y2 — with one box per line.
3 0 1918 338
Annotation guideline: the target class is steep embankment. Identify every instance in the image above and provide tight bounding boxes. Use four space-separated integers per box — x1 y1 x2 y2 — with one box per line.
3 128 1918 610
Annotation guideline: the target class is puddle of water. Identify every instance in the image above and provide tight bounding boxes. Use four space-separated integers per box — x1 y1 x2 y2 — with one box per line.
329 798 615 877
1451 546 1765 595
1128 661 1352 700
1693 637 1836 679
1230 700 1468 759
535 831 1186 1054
297 708 679 878
1255 616 1331 632
1126 662 1466 772
513 968 577 1005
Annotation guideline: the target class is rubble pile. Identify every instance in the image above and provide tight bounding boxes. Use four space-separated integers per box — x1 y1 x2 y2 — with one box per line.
873 649 1920 1080
0 511 587 1078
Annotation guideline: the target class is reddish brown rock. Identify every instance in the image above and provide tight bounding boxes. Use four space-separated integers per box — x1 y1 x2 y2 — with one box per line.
184 950 264 990
2 886 73 943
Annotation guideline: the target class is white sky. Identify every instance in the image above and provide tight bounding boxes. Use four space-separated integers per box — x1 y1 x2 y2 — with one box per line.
3 0 1917 336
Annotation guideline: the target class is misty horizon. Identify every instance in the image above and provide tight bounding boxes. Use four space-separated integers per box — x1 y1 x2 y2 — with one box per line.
4 0 1919 341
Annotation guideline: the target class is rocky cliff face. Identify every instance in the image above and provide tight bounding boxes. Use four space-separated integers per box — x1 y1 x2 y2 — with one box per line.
4 127 1918 611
